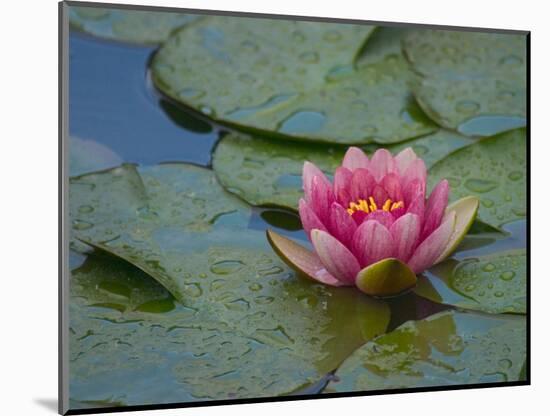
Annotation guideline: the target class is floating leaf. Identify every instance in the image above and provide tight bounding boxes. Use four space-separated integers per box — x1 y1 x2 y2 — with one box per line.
69 238 390 406
70 136 123 177
404 30 526 135
416 249 526 314
428 129 526 228
152 18 437 144
325 310 526 393
69 6 199 45
213 130 474 210
70 163 252 298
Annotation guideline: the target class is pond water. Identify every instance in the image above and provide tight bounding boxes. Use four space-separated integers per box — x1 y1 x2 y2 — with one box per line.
68 30 526 406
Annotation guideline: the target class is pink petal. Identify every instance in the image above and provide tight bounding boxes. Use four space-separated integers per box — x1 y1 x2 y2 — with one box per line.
422 180 450 240
311 229 361 285
309 175 335 223
395 147 418 175
381 173 403 202
342 147 369 171
406 194 425 218
350 168 376 202
328 202 357 247
366 211 395 229
352 220 394 267
403 178 425 206
390 213 421 263
266 230 345 286
369 149 397 182
299 198 327 239
333 167 353 207
303 161 331 202
401 159 427 193
372 184 389 207
407 212 456 274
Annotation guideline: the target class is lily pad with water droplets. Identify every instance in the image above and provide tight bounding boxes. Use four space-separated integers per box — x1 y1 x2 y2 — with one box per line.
70 163 253 299
213 130 474 210
428 128 526 229
69 234 390 405
415 249 526 314
69 5 200 45
152 17 437 144
325 310 526 393
403 30 527 135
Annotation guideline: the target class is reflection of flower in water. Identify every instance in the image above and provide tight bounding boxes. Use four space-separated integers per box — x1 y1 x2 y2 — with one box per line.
268 147 478 297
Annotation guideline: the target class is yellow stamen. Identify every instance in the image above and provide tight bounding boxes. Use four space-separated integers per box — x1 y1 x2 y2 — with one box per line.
368 197 377 212
347 197 405 216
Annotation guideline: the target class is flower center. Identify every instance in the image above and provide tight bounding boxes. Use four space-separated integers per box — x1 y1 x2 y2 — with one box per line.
346 197 403 215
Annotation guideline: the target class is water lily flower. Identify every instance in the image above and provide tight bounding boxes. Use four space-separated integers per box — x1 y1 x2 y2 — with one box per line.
267 147 479 297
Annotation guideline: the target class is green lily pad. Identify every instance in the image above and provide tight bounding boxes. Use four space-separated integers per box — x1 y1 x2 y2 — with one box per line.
415 249 526 314
403 30 526 134
152 18 437 144
69 236 390 404
213 130 474 210
356 258 417 297
428 128 526 229
69 5 200 45
70 163 253 299
325 310 526 393
70 136 122 177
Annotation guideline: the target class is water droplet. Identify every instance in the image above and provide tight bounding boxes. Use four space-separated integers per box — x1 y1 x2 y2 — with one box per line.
299 51 319 64
210 260 245 275
464 284 476 292
178 88 205 100
253 326 294 346
464 178 498 193
325 64 354 82
248 283 263 291
72 219 93 230
455 100 480 114
499 55 523 66
78 205 94 214
499 271 515 281
136 206 159 220
224 298 250 312
258 265 284 276
182 283 202 298
279 111 326 135
323 30 342 42
498 90 516 100
494 291 505 298
200 106 214 116
498 358 513 369
483 263 496 272
254 295 274 304
508 171 523 181
481 199 495 208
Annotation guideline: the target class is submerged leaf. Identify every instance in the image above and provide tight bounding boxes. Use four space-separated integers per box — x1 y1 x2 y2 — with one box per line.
326 310 526 392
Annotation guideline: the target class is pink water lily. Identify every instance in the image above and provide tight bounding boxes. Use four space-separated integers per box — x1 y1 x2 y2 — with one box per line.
267 147 479 297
